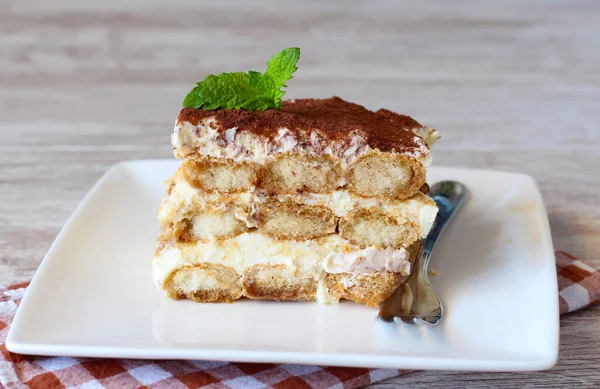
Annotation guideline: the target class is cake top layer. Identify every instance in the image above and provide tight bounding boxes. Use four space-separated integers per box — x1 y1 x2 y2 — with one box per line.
177 97 438 156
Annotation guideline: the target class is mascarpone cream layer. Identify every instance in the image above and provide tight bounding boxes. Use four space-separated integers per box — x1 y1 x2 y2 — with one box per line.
152 232 412 289
172 120 439 168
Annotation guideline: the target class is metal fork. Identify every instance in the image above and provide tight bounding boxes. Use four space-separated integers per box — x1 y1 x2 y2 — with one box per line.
378 181 468 325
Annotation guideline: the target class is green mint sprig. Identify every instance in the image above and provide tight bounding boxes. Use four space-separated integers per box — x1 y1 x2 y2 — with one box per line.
183 47 300 111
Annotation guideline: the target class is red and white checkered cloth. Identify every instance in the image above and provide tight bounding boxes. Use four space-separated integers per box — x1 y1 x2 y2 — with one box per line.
1 250 598 389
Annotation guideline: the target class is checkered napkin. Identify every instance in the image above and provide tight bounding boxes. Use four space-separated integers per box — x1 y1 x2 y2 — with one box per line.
1 251 598 389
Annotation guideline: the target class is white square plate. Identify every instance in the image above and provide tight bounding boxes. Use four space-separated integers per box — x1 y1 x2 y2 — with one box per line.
7 160 558 371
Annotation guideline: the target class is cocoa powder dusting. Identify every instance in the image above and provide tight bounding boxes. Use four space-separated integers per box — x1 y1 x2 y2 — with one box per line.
178 97 427 153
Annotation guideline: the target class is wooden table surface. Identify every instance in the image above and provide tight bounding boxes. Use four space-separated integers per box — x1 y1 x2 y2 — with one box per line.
1 0 599 387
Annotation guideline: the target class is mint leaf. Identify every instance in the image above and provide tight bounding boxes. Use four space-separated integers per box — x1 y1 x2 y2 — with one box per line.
183 73 252 110
182 47 301 111
247 70 278 109
264 47 301 108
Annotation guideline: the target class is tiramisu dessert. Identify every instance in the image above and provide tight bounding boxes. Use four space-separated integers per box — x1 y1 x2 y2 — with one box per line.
153 48 440 306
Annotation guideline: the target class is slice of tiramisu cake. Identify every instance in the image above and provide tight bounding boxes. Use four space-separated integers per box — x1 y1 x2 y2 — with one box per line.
153 48 440 306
